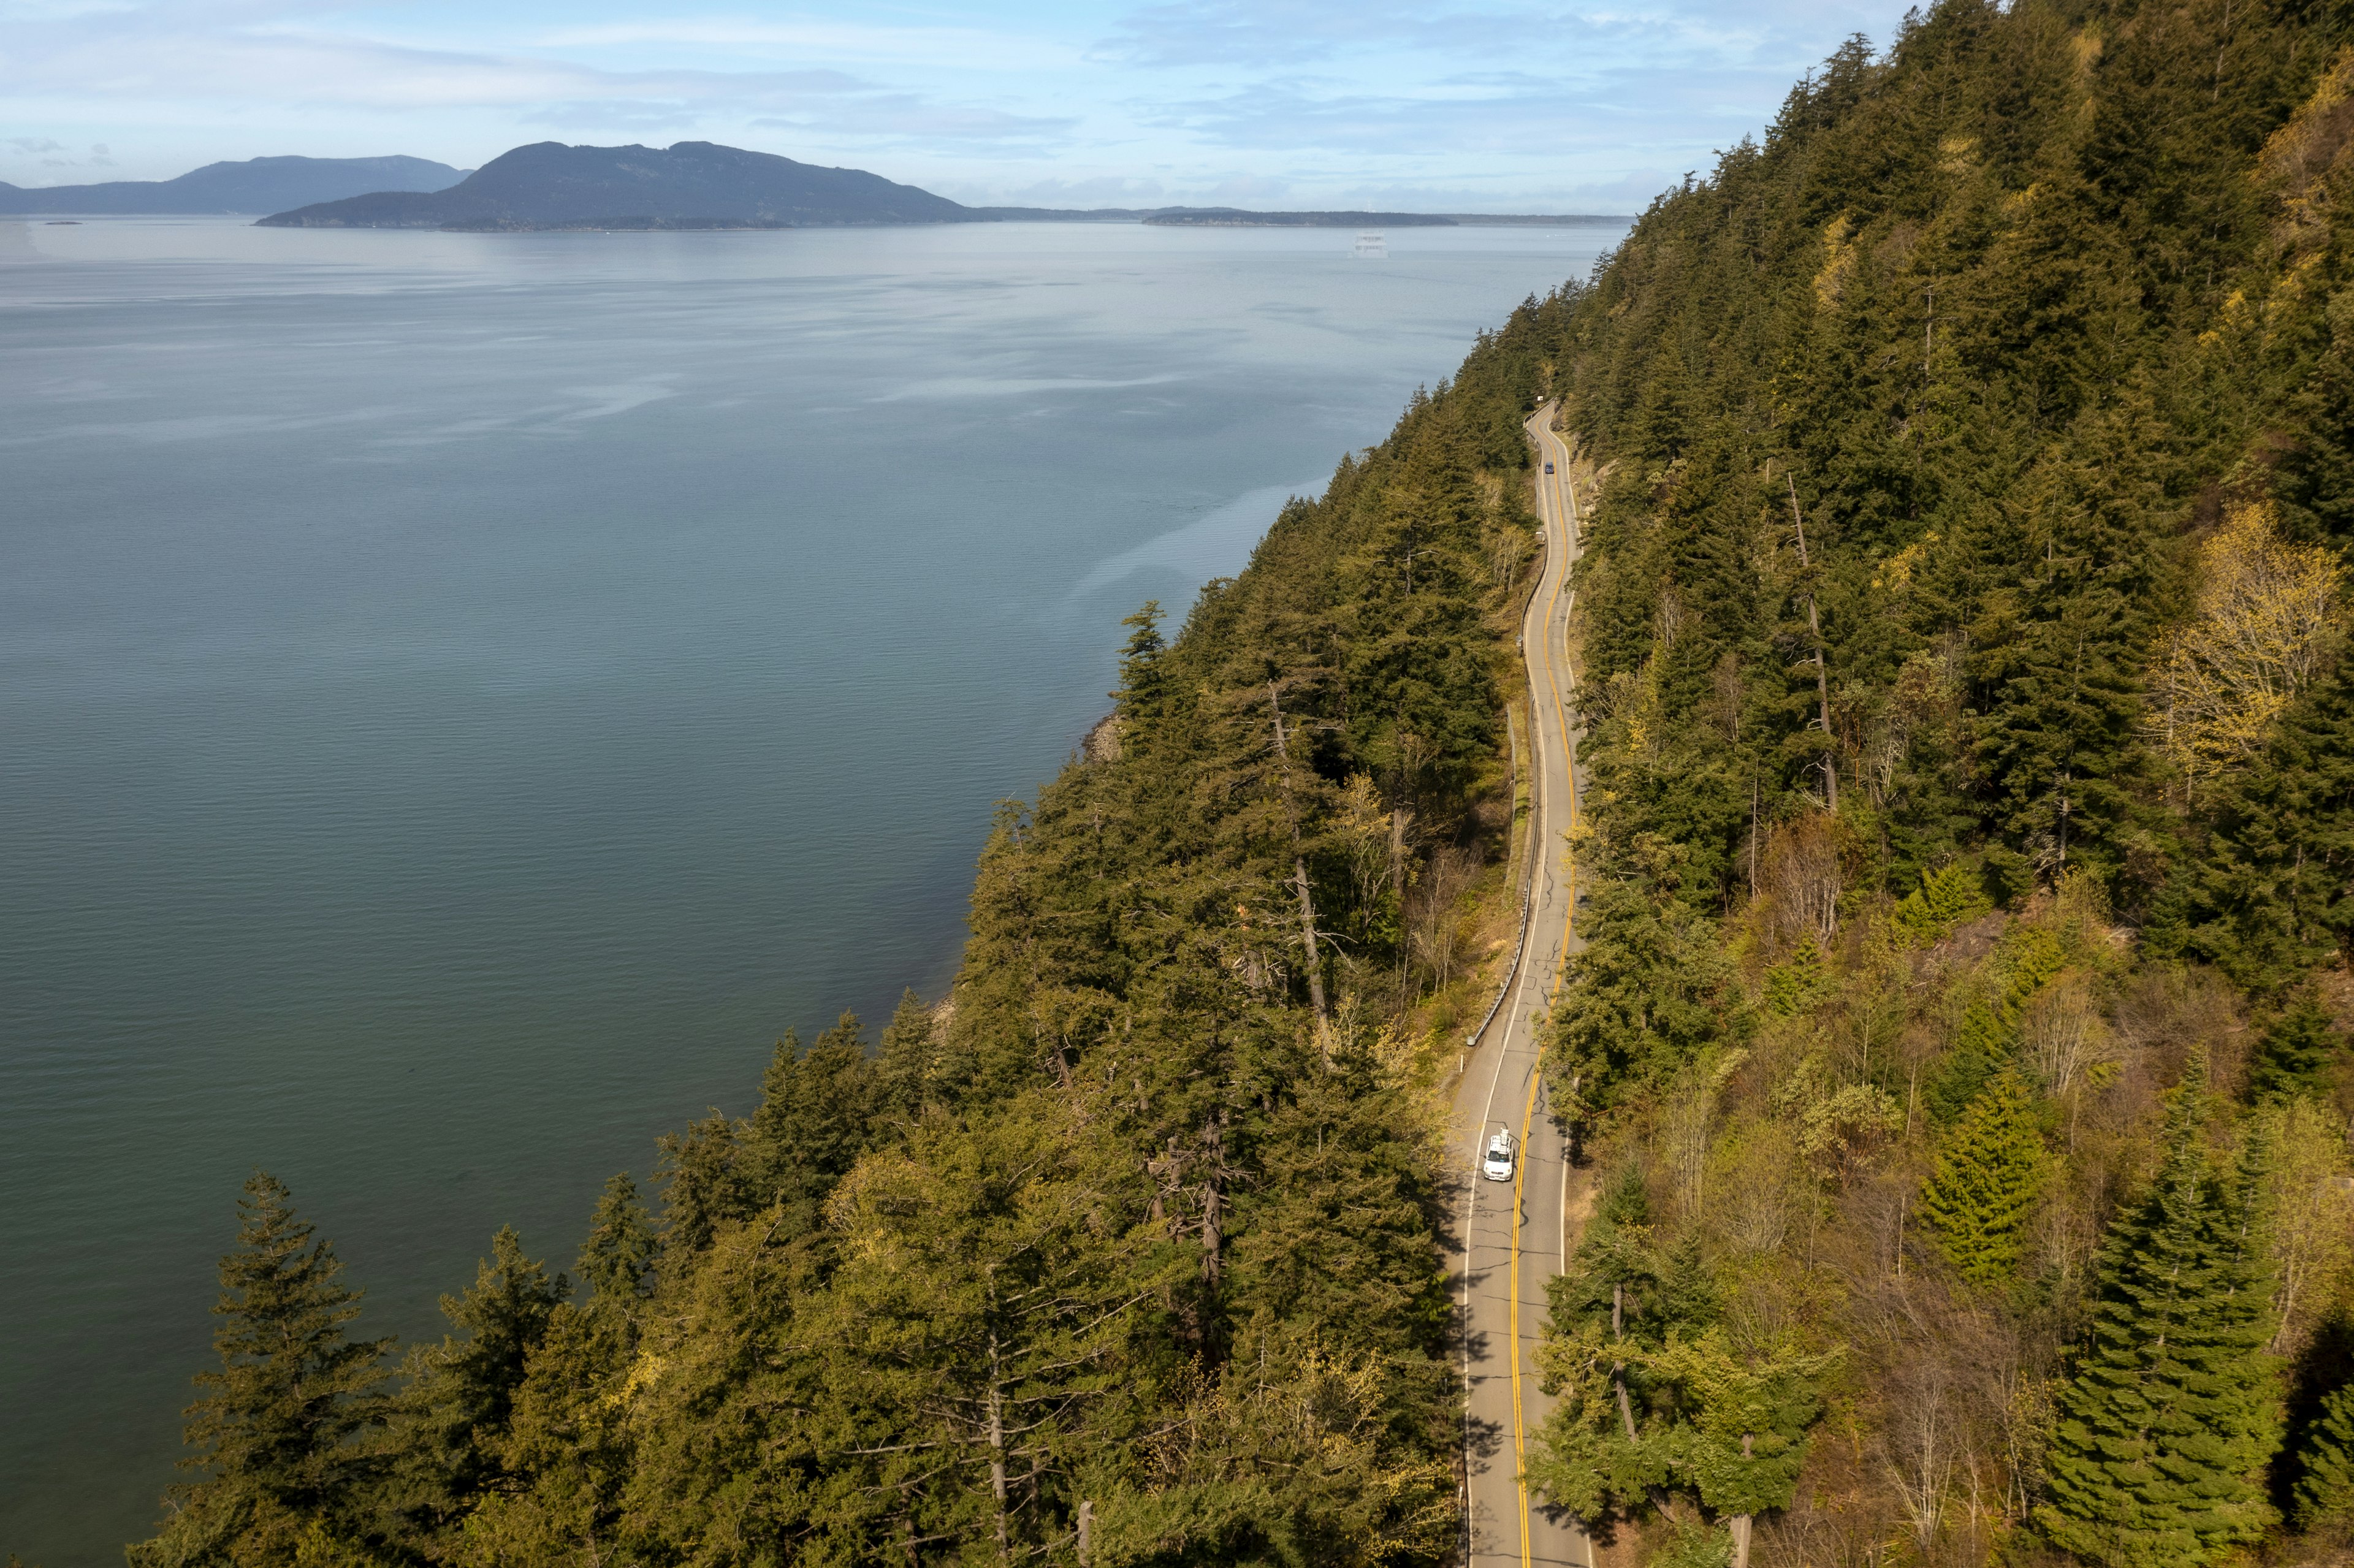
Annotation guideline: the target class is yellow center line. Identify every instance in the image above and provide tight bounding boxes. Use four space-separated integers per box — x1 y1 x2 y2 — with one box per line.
1510 1043 1542 1568
1510 412 1582 1568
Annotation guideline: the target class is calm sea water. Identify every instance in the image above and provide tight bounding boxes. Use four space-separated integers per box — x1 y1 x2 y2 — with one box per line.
0 215 1619 1561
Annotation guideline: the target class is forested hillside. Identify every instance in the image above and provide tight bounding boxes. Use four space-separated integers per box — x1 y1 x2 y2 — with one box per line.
126 298 1575 1562
1529 1 2354 1566
121 2 2354 1565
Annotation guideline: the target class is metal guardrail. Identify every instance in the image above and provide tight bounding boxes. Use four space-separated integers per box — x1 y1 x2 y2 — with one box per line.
1465 754 1537 1062
1447 433 1555 1088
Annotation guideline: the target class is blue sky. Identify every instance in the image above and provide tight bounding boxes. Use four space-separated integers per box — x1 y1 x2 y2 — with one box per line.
1 0 1911 208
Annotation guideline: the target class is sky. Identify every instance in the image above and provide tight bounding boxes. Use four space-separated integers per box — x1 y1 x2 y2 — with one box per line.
1 0 1914 209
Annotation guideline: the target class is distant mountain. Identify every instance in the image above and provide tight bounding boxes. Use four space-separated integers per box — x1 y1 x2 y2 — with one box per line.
260 142 971 230
253 142 1633 231
0 156 467 215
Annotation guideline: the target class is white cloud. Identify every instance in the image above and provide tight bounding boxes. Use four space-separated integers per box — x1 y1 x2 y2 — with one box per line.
0 0 1921 204
533 18 1083 72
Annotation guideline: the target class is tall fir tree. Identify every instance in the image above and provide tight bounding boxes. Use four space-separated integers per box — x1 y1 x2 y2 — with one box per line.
2037 1067 2284 1567
1892 859 1994 946
375 1225 568 1543
130 1173 391 1567
2250 993 2344 1104
1528 1168 1723 1520
2293 1379 2354 1530
1918 1067 2049 1287
2186 655 2354 990
743 1010 875 1243
2274 292 2354 550
576 1171 655 1311
1112 599 1168 737
873 988 943 1124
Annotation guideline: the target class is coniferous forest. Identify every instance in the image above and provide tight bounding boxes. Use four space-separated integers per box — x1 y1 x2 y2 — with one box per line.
1528 0 2354 1564
125 1 2354 1566
128 272 1560 1561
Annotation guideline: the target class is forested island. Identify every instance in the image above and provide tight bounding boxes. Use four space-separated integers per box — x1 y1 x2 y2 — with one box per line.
249 140 1618 231
124 1 2354 1566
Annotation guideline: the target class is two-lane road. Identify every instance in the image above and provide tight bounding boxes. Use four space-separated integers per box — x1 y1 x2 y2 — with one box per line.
1452 405 1589 1568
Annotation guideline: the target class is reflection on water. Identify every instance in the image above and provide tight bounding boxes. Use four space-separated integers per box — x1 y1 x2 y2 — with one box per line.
1067 478 1326 602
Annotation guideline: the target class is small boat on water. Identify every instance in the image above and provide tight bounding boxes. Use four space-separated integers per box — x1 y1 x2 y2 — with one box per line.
1353 231 1386 259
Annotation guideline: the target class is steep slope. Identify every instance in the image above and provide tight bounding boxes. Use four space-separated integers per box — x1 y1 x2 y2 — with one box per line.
0 155 465 215
1528 2 2354 1566
258 140 972 229
132 292 1583 1562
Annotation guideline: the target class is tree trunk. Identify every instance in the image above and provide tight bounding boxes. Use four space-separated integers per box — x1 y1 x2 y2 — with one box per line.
1389 807 1410 900
988 1336 1010 1564
1612 1282 1639 1442
1731 1433 1754 1568
1268 682 1331 1063
1201 1111 1225 1288
1785 476 1837 812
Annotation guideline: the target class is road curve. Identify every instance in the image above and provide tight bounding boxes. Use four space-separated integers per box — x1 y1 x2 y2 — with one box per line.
1451 404 1589 1568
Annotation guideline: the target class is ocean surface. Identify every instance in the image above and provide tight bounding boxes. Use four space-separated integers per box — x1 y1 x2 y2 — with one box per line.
0 214 1620 1561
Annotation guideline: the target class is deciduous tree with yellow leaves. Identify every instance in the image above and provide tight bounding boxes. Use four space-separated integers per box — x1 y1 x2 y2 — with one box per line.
2149 503 2344 786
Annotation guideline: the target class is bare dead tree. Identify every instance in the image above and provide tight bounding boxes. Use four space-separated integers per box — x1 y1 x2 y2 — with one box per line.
1267 680 1333 1064
1758 812 1843 949
1786 474 1837 811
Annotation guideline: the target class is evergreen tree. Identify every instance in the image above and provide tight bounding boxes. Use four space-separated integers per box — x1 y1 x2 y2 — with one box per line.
799 1100 1181 1560
742 1011 875 1242
1761 936 1829 1018
2037 1068 2284 1566
872 988 940 1123
2293 1379 2354 1530
375 1228 568 1541
602 1198 832 1561
1549 881 1741 1119
1227 1043 1453 1361
1918 1068 2049 1287
1923 1000 2002 1123
1528 1169 1720 1519
1113 599 1168 735
464 1200 653 1564
2251 992 2343 1104
576 1171 655 1310
652 1108 752 1254
2185 655 2354 990
1892 859 1993 945
131 1173 390 1567
1923 926 2066 1121
466 1307 641 1560
1648 1330 1838 1565
2274 293 2354 550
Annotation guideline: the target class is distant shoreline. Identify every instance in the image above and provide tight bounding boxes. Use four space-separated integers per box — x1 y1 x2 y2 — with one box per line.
988 208 1632 228
248 208 1633 233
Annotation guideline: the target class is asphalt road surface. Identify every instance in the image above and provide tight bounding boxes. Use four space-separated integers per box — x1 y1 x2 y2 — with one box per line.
1452 405 1590 1568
